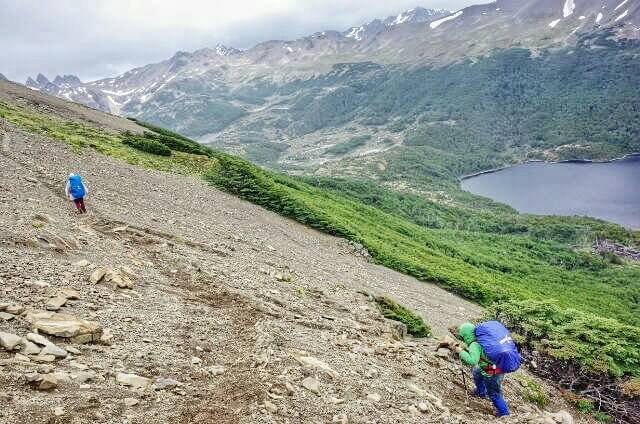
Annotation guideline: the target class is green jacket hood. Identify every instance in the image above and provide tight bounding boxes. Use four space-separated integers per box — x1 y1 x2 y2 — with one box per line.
459 322 476 345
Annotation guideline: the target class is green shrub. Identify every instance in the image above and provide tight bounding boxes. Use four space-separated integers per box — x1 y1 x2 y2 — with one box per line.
576 399 595 413
486 300 640 377
520 376 550 407
324 135 371 156
593 412 613 422
374 296 431 338
122 135 171 156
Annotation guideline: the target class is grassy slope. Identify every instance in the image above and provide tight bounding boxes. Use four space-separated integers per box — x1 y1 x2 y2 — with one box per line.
1 101 638 377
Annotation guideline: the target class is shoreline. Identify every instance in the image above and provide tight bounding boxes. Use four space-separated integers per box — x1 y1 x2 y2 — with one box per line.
458 152 640 182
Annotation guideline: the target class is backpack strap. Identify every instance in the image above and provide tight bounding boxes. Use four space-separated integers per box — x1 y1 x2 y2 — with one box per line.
480 354 503 376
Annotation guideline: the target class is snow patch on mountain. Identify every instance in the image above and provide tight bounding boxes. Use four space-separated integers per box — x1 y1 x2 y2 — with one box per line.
563 0 576 18
615 9 629 20
346 26 365 41
430 11 463 29
392 8 415 25
596 12 604 23
614 0 629 11
549 19 562 28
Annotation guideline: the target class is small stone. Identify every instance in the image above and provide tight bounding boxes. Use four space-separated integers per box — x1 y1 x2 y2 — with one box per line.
153 377 180 390
66 346 81 355
263 400 278 413
27 333 51 346
206 365 226 376
301 376 320 394
25 373 41 383
73 371 96 384
38 374 58 390
364 368 379 378
407 405 420 415
5 305 24 315
436 348 451 358
116 372 152 389
32 354 56 363
14 353 30 362
37 365 54 374
45 296 68 311
367 393 381 402
40 344 68 359
295 356 339 379
69 361 89 370
124 398 139 407
332 414 348 423
21 341 42 355
328 396 345 404
53 407 64 416
546 411 574 424
284 381 295 396
191 356 202 365
89 268 107 284
0 332 22 351
99 328 114 345
73 260 90 267
417 402 431 413
58 288 80 300
0 312 15 321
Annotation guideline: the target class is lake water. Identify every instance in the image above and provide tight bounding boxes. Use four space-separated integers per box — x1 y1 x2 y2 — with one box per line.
461 155 640 229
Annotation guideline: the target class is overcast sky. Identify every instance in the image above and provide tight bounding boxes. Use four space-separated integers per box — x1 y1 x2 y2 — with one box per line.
0 1 477 83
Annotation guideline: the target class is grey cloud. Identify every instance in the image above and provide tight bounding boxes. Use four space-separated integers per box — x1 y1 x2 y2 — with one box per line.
0 0 477 83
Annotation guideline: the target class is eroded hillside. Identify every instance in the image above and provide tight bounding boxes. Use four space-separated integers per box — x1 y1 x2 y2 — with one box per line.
0 83 586 423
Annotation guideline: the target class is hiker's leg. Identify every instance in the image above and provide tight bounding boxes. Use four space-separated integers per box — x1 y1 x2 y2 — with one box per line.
73 199 83 213
487 375 510 417
79 198 87 213
472 367 487 397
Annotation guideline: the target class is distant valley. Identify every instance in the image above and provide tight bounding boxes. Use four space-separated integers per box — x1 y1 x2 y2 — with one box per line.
14 0 640 198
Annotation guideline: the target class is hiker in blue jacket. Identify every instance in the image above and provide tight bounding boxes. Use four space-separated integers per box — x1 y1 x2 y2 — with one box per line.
65 173 88 214
455 322 513 417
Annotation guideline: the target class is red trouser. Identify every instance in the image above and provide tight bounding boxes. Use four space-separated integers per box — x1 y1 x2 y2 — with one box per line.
73 198 87 213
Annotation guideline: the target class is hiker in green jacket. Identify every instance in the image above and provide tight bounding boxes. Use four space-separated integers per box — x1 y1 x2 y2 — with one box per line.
455 322 510 417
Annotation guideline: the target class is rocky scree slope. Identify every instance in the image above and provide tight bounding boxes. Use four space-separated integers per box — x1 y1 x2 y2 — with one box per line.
0 82 582 423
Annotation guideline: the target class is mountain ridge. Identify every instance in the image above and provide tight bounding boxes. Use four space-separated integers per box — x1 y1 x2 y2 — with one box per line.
17 0 640 198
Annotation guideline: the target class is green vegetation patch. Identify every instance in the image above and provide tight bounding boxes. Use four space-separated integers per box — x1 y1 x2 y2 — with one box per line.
374 296 431 338
487 300 640 377
3 99 639 381
324 135 371 156
122 133 172 156
519 375 550 408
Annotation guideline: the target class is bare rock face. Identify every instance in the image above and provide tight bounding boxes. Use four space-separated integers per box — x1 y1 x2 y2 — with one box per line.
25 311 102 343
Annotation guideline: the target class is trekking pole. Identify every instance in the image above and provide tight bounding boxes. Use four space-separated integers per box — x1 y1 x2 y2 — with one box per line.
459 357 469 405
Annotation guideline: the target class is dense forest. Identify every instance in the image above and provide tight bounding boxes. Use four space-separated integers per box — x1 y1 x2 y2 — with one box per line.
186 32 640 190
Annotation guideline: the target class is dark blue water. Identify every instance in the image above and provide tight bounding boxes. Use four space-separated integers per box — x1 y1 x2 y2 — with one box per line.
461 155 640 229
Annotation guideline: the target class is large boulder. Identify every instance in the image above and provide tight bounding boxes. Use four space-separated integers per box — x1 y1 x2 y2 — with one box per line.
25 311 102 343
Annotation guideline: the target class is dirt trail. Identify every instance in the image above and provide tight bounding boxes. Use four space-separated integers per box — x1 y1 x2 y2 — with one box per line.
0 84 585 423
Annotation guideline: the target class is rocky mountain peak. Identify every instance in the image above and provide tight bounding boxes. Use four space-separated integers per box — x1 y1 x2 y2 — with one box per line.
36 73 50 86
52 74 82 86
25 76 39 89
344 6 450 41
383 6 451 26
215 44 240 56
0 73 7 81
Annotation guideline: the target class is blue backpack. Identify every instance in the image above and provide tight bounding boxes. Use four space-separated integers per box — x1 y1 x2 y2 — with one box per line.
69 175 86 198
476 321 522 374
